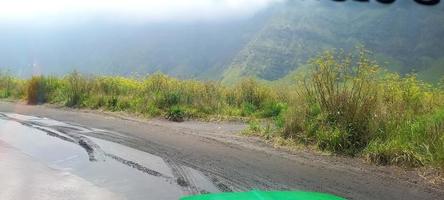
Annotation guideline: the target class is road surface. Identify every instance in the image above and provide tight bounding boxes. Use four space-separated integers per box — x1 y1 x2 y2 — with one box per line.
0 101 442 200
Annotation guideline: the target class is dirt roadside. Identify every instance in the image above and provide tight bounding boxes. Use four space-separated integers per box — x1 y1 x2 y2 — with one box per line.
0 101 442 200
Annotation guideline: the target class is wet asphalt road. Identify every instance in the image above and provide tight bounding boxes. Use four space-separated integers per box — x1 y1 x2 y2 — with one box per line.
0 112 220 200
0 101 442 200
0 141 123 200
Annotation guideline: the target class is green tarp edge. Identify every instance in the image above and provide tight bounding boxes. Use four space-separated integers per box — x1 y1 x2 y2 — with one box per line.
180 190 346 200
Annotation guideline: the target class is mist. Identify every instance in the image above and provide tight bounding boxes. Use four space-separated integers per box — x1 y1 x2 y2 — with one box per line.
0 0 443 81
0 0 284 24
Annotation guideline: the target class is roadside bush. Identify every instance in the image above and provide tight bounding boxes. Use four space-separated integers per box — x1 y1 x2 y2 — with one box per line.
241 102 257 116
280 49 444 168
145 103 161 116
27 76 47 104
233 79 270 108
64 71 91 107
281 105 305 139
366 107 444 168
0 71 25 99
242 118 275 140
158 91 181 108
166 106 185 122
285 50 380 154
365 140 424 168
316 127 352 154
26 76 62 105
260 102 286 118
0 72 14 98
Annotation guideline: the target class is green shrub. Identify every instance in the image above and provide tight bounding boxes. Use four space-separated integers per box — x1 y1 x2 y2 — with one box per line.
279 49 444 167
243 118 275 139
284 50 380 154
144 103 161 116
281 105 305 139
166 106 185 122
246 118 262 133
241 102 257 116
260 102 286 118
234 78 271 108
273 111 285 129
26 76 61 105
64 71 90 107
0 71 25 99
27 76 47 104
365 108 444 168
365 140 424 167
0 72 13 98
158 91 181 108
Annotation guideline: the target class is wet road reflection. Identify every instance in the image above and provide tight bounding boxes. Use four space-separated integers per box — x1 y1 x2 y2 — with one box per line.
0 113 220 200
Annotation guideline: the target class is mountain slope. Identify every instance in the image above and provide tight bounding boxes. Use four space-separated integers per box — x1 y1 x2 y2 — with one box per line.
1 1 443 82
0 14 271 78
222 1 444 83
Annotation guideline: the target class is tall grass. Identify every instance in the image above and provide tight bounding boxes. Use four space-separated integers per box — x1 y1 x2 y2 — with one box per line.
0 49 443 169
0 71 26 99
14 72 282 121
301 51 379 154
280 50 444 168
26 76 62 104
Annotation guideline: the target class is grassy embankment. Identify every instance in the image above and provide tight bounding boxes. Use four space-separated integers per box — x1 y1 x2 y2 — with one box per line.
0 50 443 170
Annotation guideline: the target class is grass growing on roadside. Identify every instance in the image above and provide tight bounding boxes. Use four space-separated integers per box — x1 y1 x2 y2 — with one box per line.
0 71 26 99
3 72 283 121
27 76 63 104
1 49 443 170
278 50 444 169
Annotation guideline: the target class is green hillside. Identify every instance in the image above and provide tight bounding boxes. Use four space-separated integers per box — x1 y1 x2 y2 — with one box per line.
417 57 444 82
0 1 443 83
222 1 444 83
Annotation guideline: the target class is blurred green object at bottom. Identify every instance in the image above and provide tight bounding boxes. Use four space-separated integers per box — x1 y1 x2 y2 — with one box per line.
180 190 346 200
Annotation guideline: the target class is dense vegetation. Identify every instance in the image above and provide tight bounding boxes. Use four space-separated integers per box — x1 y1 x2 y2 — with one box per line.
0 70 285 121
223 1 444 83
248 50 444 169
279 51 444 169
1 50 443 170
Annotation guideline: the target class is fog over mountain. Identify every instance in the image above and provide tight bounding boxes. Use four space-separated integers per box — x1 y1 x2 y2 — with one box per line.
0 0 281 77
0 0 443 82
0 0 282 22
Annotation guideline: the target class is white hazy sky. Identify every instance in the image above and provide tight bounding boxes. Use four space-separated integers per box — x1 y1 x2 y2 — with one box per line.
0 0 283 22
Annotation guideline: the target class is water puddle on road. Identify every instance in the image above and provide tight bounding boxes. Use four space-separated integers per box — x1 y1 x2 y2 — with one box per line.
0 113 220 200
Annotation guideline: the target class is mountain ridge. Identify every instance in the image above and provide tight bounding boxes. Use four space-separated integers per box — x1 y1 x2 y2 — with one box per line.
0 1 443 82
222 1 444 83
